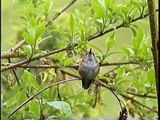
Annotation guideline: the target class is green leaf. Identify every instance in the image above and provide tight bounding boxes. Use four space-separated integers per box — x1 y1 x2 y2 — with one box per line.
87 43 103 55
116 84 126 93
47 101 72 117
131 1 141 11
80 28 85 41
147 69 155 85
104 0 115 8
29 18 37 27
95 18 104 24
69 15 75 32
139 1 147 8
44 1 53 13
105 32 116 49
120 6 129 15
29 100 40 118
23 32 34 46
133 27 144 51
130 24 139 36
92 1 106 18
121 45 135 57
63 58 73 66
116 66 125 78
54 52 66 62
23 45 32 57
22 70 40 90
35 22 45 40
77 41 88 48
17 89 27 104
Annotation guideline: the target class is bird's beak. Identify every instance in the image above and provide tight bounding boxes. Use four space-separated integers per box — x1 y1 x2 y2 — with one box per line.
89 48 92 54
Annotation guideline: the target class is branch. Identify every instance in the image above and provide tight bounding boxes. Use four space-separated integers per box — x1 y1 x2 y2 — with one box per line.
2 9 159 60
1 0 78 59
1 40 25 59
147 0 159 117
104 61 153 79
60 69 80 78
7 59 20 85
45 0 77 27
2 64 79 70
96 80 125 110
2 60 150 71
125 91 157 99
100 61 144 66
1 45 74 72
96 79 158 114
7 78 79 118
2 9 158 71
97 80 158 113
121 93 158 114
87 9 159 41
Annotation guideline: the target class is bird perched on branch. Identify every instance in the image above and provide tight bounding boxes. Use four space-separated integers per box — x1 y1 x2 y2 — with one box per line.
78 49 100 89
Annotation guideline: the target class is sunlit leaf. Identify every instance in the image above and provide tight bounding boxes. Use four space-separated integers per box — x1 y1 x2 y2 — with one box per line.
92 1 106 18
29 100 40 118
47 101 72 117
23 45 32 57
23 32 34 46
105 32 116 49
70 15 75 32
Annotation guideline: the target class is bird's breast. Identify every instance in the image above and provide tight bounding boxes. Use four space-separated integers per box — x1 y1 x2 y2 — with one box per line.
79 61 99 79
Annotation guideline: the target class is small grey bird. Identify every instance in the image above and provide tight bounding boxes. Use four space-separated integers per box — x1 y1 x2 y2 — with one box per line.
78 49 100 89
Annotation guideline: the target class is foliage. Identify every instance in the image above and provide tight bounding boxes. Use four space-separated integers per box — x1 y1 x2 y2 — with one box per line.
1 0 158 119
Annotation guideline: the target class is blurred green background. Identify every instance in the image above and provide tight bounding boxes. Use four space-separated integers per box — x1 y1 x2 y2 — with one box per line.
1 0 157 118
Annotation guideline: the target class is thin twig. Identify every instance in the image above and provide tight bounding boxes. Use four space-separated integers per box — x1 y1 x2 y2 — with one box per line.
7 59 20 85
126 91 157 99
100 61 143 66
60 69 80 78
2 64 79 70
45 0 77 27
121 93 158 113
7 78 79 118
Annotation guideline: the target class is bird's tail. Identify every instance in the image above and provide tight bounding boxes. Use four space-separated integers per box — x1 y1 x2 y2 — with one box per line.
82 78 93 90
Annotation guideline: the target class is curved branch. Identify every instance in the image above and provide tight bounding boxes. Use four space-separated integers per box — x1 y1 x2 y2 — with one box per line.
7 78 79 118
96 80 158 114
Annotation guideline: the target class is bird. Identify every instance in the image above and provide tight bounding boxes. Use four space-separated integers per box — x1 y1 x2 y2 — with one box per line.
78 49 100 89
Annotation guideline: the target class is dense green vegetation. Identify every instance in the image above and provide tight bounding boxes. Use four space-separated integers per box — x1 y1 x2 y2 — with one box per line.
1 0 158 119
